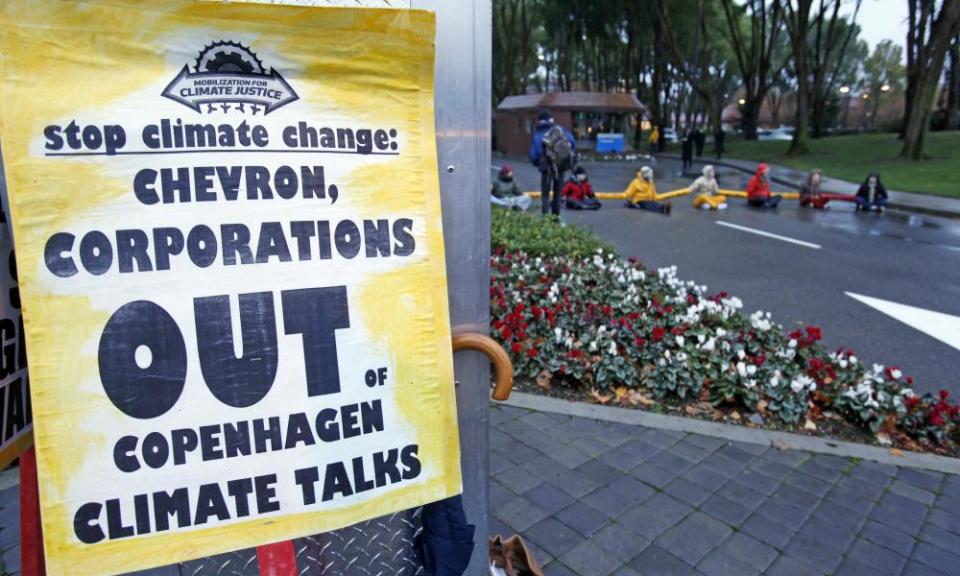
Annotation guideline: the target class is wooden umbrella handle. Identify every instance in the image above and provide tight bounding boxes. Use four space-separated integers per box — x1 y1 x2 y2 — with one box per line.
452 333 513 401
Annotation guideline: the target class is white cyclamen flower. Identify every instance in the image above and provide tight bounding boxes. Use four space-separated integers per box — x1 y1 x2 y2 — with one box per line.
589 341 598 352
608 342 617 356
554 328 563 343
891 369 902 379
676 335 685 347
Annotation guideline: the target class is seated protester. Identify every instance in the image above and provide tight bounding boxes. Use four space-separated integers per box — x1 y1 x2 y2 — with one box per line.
800 169 857 209
855 172 888 212
624 166 672 215
562 165 601 210
800 169 828 209
690 164 728 210
490 164 533 211
746 163 782 209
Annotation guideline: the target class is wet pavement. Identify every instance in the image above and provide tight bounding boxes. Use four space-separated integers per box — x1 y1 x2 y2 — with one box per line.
489 403 960 576
495 156 960 397
5 404 960 576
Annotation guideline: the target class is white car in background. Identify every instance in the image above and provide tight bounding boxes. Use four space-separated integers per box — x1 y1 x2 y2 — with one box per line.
662 127 679 143
758 126 794 141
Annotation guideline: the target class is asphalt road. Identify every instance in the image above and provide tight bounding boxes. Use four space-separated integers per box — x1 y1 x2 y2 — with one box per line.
496 156 960 397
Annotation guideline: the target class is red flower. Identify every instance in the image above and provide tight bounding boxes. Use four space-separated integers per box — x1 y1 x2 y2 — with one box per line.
568 349 583 359
928 412 946 427
652 326 665 342
940 389 950 401
752 354 766 367
904 396 921 409
511 342 522 354
806 326 822 341
526 347 539 358
634 337 647 347
499 326 513 340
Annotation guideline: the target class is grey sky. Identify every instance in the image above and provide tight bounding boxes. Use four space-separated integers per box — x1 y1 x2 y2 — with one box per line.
844 0 908 52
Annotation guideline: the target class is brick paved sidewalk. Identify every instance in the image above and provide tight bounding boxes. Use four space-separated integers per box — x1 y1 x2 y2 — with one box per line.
2 404 959 576
490 404 960 576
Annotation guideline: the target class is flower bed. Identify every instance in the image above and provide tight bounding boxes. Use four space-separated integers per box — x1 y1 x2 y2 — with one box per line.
489 214 960 456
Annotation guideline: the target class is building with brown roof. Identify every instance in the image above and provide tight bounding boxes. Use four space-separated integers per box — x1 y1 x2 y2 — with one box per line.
494 91 645 155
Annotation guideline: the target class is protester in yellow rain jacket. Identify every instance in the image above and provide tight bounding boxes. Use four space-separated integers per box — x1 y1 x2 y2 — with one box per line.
690 165 728 210
648 126 660 156
624 166 672 215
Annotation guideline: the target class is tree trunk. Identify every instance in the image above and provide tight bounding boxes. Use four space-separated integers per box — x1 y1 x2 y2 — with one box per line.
869 91 881 130
741 95 760 140
789 75 811 155
901 0 960 159
948 32 960 130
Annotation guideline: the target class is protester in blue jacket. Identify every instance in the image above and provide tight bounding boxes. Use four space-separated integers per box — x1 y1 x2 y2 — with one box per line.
528 111 576 216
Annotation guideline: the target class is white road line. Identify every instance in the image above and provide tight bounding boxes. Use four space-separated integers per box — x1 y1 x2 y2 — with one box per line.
716 221 822 250
846 292 960 352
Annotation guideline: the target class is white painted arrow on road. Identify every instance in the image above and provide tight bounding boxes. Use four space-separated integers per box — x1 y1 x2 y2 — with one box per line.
846 292 960 352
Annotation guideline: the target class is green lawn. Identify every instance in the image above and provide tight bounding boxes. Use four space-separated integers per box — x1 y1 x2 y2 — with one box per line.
723 132 960 198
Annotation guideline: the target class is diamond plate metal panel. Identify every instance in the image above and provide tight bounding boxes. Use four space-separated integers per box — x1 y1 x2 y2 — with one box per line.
121 548 260 576
292 508 425 576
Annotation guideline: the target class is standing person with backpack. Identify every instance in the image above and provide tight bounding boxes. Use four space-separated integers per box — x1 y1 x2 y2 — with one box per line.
529 111 576 216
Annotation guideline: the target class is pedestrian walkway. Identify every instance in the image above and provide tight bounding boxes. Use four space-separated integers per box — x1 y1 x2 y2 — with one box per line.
3 405 959 575
490 403 960 576
684 156 960 219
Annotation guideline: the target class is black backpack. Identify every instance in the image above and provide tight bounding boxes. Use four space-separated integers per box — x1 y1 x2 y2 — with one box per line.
542 125 574 171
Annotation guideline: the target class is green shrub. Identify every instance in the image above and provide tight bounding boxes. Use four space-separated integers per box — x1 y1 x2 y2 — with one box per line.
490 208 615 257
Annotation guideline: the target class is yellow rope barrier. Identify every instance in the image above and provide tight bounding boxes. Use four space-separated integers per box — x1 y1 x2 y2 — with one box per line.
524 188 800 201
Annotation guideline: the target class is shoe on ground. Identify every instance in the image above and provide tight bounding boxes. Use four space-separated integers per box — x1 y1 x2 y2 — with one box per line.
718 203 728 210
700 203 712 211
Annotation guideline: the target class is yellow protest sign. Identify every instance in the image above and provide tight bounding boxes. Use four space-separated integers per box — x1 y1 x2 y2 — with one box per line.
0 1 460 573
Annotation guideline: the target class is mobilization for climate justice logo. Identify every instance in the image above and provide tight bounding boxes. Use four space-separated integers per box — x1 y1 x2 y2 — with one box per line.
162 41 299 115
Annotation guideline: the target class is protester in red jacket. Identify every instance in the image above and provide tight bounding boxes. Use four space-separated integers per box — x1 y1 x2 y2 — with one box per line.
746 163 782 209
562 166 601 210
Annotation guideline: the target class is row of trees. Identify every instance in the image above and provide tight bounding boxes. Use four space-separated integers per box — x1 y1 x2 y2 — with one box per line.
493 0 960 160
